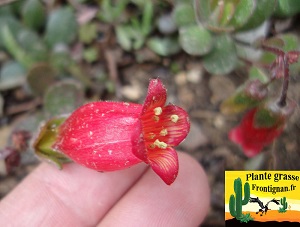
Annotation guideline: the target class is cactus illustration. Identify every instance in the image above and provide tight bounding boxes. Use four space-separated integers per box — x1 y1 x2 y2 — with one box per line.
229 177 250 220
278 197 288 213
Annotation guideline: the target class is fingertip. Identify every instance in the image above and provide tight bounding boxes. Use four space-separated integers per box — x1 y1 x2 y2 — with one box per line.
99 151 211 227
176 151 211 225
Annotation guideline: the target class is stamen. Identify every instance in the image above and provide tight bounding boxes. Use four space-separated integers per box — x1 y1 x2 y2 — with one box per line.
170 115 179 123
154 107 162 115
160 129 168 136
154 139 167 149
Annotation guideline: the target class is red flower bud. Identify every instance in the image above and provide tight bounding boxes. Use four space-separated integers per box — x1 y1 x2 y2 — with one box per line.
52 79 190 185
229 99 296 157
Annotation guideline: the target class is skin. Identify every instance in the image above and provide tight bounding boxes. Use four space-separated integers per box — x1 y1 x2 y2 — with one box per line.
0 152 210 227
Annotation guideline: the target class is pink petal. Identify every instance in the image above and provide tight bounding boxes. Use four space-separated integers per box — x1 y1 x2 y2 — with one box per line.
142 79 167 115
54 101 143 171
148 147 179 185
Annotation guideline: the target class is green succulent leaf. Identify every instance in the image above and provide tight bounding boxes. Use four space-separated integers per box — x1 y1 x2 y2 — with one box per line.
179 25 213 56
21 0 46 30
237 0 276 31
195 0 254 32
44 80 84 117
203 34 237 75
0 15 23 48
274 0 300 17
147 36 180 57
17 29 48 62
44 7 78 48
2 25 35 68
172 2 195 27
0 61 26 91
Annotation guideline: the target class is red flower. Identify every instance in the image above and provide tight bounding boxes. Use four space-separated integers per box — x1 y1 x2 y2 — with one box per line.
229 108 284 158
53 79 190 185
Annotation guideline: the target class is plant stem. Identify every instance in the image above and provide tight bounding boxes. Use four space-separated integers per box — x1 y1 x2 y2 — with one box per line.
277 56 289 107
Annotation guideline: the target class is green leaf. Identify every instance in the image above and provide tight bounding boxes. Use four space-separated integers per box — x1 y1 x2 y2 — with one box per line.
274 0 300 17
49 45 72 74
172 3 195 27
179 25 213 56
203 34 237 75
228 0 255 28
83 47 98 63
79 23 98 44
147 36 180 57
248 66 268 83
141 1 153 36
0 15 23 48
0 61 26 91
26 63 57 96
21 0 46 30
44 79 84 117
116 25 144 51
238 0 276 31
2 25 35 68
44 7 78 48
17 29 48 62
98 0 128 23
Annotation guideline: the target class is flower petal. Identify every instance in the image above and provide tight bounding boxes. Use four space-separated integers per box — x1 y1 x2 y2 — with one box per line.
148 147 179 185
54 101 143 171
229 108 284 157
131 121 148 163
158 104 190 146
142 79 167 114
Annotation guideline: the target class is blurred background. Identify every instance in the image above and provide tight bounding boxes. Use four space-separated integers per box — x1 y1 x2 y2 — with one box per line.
1 0 300 226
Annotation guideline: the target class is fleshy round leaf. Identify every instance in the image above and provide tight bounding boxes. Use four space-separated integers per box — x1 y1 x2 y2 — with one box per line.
0 61 26 91
274 0 300 17
238 0 276 31
147 36 181 57
21 0 46 30
26 63 56 96
44 7 77 48
195 0 254 32
172 2 195 27
203 34 237 75
44 80 84 117
17 29 48 62
179 25 213 56
0 15 23 48
228 0 255 28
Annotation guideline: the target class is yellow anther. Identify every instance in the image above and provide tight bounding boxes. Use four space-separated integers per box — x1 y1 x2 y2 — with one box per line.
170 115 179 123
153 116 159 122
154 107 162 115
154 139 167 149
160 129 168 136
